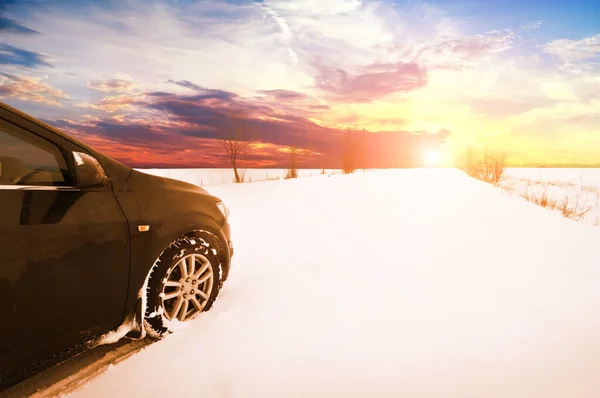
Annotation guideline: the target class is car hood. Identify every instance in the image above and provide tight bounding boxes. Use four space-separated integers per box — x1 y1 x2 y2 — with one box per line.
127 170 217 199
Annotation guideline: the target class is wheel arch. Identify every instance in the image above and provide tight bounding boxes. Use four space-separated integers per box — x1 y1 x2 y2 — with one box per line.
122 212 231 338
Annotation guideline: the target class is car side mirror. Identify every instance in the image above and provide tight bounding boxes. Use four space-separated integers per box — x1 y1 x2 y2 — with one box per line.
73 151 108 188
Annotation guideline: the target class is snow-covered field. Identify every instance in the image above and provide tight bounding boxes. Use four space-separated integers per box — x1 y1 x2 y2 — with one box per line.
137 168 346 186
139 167 600 226
500 168 600 226
5 168 600 397
503 168 600 186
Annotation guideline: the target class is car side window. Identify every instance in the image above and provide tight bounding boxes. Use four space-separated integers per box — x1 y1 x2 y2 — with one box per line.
0 119 73 186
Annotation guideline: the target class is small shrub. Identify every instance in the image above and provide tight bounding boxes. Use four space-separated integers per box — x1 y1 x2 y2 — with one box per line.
559 191 591 221
460 147 506 185
535 187 552 208
284 170 297 179
285 147 300 179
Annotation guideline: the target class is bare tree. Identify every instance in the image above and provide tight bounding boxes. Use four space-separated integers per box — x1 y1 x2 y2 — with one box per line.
217 113 255 183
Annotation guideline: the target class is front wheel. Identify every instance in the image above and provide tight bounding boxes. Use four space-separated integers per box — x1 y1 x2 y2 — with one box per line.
144 234 221 337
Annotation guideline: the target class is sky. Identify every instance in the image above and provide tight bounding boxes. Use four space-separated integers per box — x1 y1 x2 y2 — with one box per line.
0 0 599 168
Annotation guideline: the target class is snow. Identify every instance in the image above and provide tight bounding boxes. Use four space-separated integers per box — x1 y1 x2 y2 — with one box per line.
20 168 600 397
504 168 600 186
93 315 136 346
16 340 151 398
500 168 600 226
136 167 345 187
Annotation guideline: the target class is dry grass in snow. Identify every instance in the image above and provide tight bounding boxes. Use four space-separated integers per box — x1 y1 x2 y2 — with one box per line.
499 171 600 226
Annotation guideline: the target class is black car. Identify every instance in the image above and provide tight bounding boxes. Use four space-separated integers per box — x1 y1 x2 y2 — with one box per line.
0 101 233 388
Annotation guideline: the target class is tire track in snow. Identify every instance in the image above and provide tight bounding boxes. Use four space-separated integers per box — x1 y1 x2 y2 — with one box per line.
0 339 152 398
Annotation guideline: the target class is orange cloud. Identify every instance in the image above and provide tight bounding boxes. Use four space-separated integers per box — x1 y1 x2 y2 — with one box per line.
84 78 137 93
0 73 68 106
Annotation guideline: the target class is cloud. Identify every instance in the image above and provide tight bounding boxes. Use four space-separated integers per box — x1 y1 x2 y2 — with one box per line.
0 73 68 106
522 21 542 30
258 2 298 65
264 0 362 16
44 117 231 168
0 0 492 104
397 29 517 71
0 44 53 68
253 88 335 116
3 0 595 166
167 80 239 100
142 91 332 151
334 112 407 128
41 89 449 168
84 78 137 93
168 79 204 91
0 17 39 34
2 0 309 94
314 61 428 102
164 80 330 121
467 96 556 118
542 34 600 63
256 89 308 101
78 93 146 112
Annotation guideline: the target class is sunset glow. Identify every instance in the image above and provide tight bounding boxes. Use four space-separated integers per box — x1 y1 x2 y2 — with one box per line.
423 149 442 167
0 0 599 168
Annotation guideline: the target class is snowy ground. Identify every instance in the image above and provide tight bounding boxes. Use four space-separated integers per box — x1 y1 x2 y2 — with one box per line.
137 168 346 186
140 167 600 226
500 168 600 226
5 168 600 397
503 168 600 186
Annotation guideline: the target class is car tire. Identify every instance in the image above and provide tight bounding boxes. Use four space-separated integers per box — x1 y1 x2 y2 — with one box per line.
144 233 222 338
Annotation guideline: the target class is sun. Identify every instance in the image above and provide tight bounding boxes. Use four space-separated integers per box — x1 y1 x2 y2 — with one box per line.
423 149 442 167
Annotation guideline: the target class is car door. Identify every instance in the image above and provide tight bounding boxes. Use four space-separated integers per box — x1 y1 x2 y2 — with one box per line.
0 116 130 382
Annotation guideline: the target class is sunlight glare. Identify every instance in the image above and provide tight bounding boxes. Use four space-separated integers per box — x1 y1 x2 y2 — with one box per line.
424 150 442 167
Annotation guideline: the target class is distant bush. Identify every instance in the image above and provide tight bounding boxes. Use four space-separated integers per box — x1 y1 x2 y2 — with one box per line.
460 147 506 185
284 170 297 179
285 147 299 179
